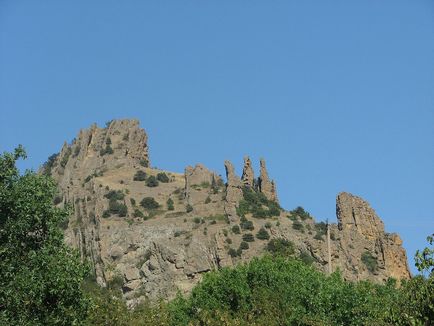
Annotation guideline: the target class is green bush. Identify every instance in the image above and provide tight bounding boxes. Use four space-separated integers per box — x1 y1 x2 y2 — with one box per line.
290 206 311 220
292 220 304 232
139 159 149 168
193 217 202 224
60 147 72 168
167 198 175 211
104 190 125 201
205 196 211 204
239 241 249 250
256 227 270 240
232 225 241 234
299 251 315 265
240 218 254 231
133 209 145 218
228 248 238 257
42 153 59 176
264 221 272 229
102 210 111 218
361 252 378 273
130 198 136 206
186 204 193 213
236 187 281 219
133 170 147 181
242 233 255 242
140 197 160 210
157 172 170 183
146 175 159 187
100 145 114 156
108 200 128 217
266 238 295 257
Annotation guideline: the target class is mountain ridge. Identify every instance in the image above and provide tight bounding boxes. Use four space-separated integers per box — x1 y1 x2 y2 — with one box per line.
42 119 411 306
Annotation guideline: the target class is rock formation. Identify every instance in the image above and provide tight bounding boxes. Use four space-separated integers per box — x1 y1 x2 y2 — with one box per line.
258 158 278 202
224 160 243 222
42 119 411 305
335 192 411 281
241 156 254 188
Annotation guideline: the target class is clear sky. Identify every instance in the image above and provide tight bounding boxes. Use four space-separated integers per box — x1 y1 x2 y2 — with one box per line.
1 1 433 274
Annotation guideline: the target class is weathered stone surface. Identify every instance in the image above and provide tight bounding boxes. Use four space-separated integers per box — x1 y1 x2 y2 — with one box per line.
241 156 254 188
224 160 243 221
43 119 411 306
335 192 411 281
258 158 278 202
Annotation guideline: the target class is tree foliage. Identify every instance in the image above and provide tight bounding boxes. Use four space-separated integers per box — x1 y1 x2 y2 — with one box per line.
0 146 90 325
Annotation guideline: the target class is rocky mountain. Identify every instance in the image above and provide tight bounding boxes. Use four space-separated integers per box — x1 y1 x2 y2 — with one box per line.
42 119 411 306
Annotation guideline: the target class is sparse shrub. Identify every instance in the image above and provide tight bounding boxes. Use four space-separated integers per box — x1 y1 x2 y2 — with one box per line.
186 204 193 213
225 238 232 244
200 181 210 188
100 145 113 156
240 218 254 231
167 198 174 211
290 206 311 220
314 233 324 241
223 229 228 237
292 220 304 232
133 170 147 181
105 137 112 145
130 198 136 206
228 248 238 257
140 197 160 210
256 227 270 240
146 175 159 187
108 200 127 217
239 241 249 250
42 153 59 176
139 159 148 167
361 251 378 273
205 196 211 204
232 225 241 234
104 190 125 201
193 217 201 224
60 147 72 168
299 251 315 265
102 210 111 218
242 233 255 242
264 221 272 229
157 172 170 183
133 209 144 218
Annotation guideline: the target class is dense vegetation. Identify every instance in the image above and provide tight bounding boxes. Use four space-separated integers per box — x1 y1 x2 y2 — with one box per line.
0 147 90 325
1 147 433 325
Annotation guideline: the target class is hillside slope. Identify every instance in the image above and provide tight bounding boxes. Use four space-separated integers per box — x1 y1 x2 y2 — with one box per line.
42 119 411 306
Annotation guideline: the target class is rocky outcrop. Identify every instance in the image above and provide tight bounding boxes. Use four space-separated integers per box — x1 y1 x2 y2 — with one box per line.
43 119 412 306
335 192 411 281
224 160 243 222
258 158 278 202
241 156 255 188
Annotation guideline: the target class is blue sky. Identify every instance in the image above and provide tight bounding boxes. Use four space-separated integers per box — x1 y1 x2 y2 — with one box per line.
1 1 433 274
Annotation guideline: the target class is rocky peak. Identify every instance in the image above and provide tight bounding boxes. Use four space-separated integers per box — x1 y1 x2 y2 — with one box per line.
224 160 243 222
258 158 278 202
335 192 411 281
241 156 255 188
337 192 385 240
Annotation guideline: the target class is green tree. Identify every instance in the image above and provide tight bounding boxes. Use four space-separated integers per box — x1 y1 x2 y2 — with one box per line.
0 146 90 325
415 233 434 276
167 198 175 211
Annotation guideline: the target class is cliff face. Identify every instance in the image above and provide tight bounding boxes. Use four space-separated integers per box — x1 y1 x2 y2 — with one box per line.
44 119 411 306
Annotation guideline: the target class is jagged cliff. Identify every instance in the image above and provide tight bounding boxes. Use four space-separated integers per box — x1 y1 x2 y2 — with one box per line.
43 119 411 306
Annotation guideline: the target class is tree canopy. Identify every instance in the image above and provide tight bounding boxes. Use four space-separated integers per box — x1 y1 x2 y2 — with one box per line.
0 146 90 325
